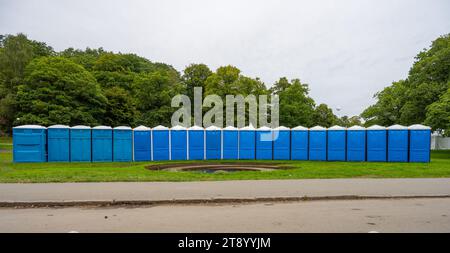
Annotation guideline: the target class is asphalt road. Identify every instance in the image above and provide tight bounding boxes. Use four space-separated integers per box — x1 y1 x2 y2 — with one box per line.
1 198 449 232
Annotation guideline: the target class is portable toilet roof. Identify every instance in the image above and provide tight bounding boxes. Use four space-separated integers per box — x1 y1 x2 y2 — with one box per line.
114 126 132 130
328 125 346 130
71 125 91 129
257 126 272 131
273 126 290 130
48 124 69 129
171 125 187 130
309 126 326 131
240 125 256 130
367 125 386 130
387 124 407 130
153 125 169 130
93 125 112 130
292 126 308 131
134 125 150 131
13 125 46 129
223 126 237 130
408 124 431 130
205 126 221 131
188 125 204 130
347 125 365 130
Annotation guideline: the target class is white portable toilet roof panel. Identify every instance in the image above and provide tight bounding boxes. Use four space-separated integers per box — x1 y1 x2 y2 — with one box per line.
205 125 221 131
292 126 308 131
387 124 407 130
273 126 290 130
223 126 237 130
408 124 431 130
347 125 366 131
240 125 256 130
188 125 204 130
328 125 346 130
171 125 187 130
257 126 272 131
71 125 91 129
309 126 326 131
93 125 112 130
13 125 47 129
114 126 132 130
48 124 70 129
133 125 150 131
153 125 169 130
367 125 386 130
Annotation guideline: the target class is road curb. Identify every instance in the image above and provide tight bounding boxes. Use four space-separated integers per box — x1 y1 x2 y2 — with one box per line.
2 195 450 208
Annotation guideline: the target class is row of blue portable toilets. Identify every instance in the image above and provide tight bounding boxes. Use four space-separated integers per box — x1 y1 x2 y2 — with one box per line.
12 124 431 163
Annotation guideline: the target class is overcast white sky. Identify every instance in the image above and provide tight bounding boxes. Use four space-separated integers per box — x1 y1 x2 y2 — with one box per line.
1 0 449 116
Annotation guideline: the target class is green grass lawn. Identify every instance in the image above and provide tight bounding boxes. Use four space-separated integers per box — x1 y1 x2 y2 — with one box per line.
0 136 449 183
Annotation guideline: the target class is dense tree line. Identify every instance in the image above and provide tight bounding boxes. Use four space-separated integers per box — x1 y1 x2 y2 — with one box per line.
0 33 365 135
361 34 450 135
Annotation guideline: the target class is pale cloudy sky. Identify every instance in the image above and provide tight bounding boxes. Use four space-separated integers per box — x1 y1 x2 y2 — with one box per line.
1 0 449 116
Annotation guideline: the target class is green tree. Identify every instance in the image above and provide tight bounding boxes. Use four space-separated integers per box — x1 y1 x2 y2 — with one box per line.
182 63 212 101
278 79 315 127
313 103 337 127
0 33 54 133
425 87 450 136
102 87 137 126
15 57 106 126
362 34 450 129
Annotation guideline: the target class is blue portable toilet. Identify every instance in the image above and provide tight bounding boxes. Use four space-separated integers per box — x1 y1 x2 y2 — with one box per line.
170 125 187 160
309 126 327 161
113 126 132 162
222 126 238 159
273 126 290 160
188 125 205 160
327 125 346 161
408 124 431 163
70 125 91 162
291 126 308 160
133 125 151 161
206 126 221 160
13 125 47 163
366 125 387 162
47 125 70 162
92 126 113 162
152 125 170 161
239 125 256 160
387 124 409 162
346 125 366 161
256 126 273 160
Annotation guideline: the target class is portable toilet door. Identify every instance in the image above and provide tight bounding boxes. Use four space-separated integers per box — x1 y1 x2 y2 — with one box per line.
366 125 387 162
133 126 151 161
346 126 366 161
13 125 47 163
327 125 346 161
206 126 221 160
256 126 273 160
239 125 256 160
48 125 70 162
273 126 290 160
222 126 238 159
113 126 132 162
291 126 308 160
92 126 113 162
170 125 187 160
309 126 327 161
387 124 409 162
408 124 431 162
152 125 169 161
70 125 91 162
188 126 205 160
